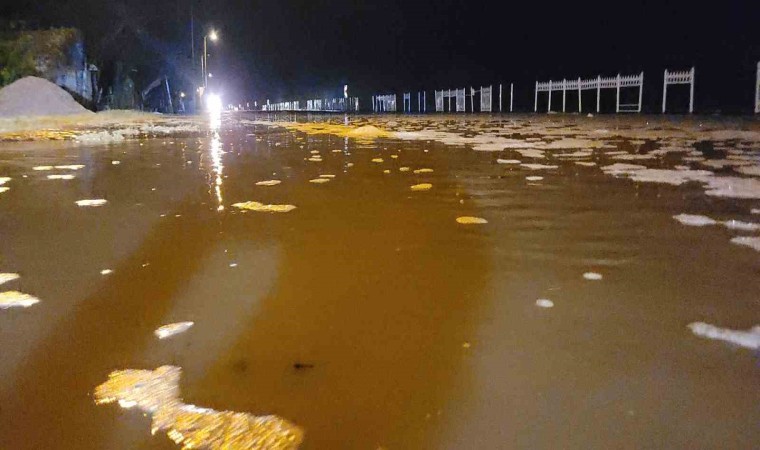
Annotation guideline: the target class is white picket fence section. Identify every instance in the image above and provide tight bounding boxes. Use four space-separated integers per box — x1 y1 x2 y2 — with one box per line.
403 92 411 112
373 94 397 112
434 89 466 112
535 72 644 113
662 67 695 113
474 85 492 112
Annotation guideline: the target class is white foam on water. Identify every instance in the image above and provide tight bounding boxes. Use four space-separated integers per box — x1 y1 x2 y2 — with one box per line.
56 164 85 170
0 273 20 285
722 220 760 231
47 174 75 180
673 214 718 227
703 176 760 199
575 161 597 167
32 166 54 171
688 322 760 350
0 291 40 309
583 272 603 280
112 161 121 165
521 163 558 170
730 236 760 252
735 165 760 177
94 366 303 448
154 322 195 339
0 187 8 194
526 176 544 181
75 199 108 207
535 299 554 308
496 159 521 164
0 177 10 185
751 209 760 214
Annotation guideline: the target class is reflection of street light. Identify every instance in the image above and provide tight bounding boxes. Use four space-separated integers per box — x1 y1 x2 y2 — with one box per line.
202 29 219 89
180 92 186 98
208 73 213 78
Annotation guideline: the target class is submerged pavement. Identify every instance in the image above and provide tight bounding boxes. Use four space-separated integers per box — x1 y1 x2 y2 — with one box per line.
0 113 758 449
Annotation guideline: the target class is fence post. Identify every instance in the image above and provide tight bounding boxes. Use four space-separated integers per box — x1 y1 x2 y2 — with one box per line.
638 71 644 113
615 73 621 113
562 79 566 113
689 67 695 113
534 81 538 112
596 75 601 113
662 69 668 113
578 77 582 113
548 80 552 112
499 84 502 112
510 83 514 112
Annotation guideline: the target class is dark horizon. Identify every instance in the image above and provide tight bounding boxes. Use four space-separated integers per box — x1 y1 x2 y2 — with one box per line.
2 0 759 113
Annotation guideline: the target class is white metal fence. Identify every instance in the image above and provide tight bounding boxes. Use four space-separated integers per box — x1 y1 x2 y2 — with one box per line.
535 72 644 113
755 61 759 114
662 67 695 113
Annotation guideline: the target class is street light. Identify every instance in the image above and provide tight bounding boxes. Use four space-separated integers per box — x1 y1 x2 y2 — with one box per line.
202 29 219 90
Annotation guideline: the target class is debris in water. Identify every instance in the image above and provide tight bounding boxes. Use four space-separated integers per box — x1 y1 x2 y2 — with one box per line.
462 342 471 349
319 174 336 178
309 178 330 184
112 161 121 165
526 176 544 181
100 269 113 275
46 174 75 180
413 168 433 174
94 366 303 449
154 322 195 339
535 299 554 308
307 157 322 162
497 159 521 164
673 214 717 227
232 201 296 213
521 163 558 170
371 158 384 163
33 166 54 171
293 362 315 370
411 183 432 191
687 322 760 350
0 273 20 285
583 272 603 280
0 291 40 309
721 220 760 231
399 167 410 172
456 216 488 224
730 236 760 252
575 161 597 167
75 199 107 207
56 165 85 170
255 180 281 186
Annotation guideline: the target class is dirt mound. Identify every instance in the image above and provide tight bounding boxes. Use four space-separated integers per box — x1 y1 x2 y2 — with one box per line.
0 76 91 117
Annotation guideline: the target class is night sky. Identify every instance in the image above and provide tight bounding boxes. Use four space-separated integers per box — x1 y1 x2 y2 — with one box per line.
3 0 759 112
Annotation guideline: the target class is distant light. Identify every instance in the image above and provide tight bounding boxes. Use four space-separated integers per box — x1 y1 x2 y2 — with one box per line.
206 94 222 115
344 84 348 99
180 92 186 98
209 30 218 41
208 73 213 78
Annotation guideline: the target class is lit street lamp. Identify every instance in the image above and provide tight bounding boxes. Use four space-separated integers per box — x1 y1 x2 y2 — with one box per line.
202 29 219 90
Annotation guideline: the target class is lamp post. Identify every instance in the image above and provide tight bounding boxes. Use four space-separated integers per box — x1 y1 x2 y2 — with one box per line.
203 29 218 90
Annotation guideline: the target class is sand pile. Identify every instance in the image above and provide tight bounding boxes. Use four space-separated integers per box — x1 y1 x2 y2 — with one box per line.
0 76 91 117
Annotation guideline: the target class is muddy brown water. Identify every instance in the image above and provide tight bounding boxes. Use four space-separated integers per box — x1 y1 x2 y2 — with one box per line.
0 114 758 449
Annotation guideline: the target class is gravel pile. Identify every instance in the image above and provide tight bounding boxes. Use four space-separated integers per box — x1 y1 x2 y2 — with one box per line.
0 76 91 117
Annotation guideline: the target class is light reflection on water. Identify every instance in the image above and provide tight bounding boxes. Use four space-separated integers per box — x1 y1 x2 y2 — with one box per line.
209 110 224 211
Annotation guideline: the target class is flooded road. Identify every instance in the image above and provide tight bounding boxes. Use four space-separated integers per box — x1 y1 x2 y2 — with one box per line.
0 113 758 449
